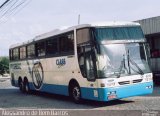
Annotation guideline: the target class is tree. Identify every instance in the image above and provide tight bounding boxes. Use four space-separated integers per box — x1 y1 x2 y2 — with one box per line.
0 56 9 75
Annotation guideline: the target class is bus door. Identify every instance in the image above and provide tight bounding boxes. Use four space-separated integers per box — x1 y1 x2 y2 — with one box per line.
78 45 98 87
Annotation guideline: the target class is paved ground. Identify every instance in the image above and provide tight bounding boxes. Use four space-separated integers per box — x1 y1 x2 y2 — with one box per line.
0 77 159 111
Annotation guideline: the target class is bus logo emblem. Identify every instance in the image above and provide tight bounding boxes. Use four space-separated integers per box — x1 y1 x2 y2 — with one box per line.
56 58 66 68
32 62 44 90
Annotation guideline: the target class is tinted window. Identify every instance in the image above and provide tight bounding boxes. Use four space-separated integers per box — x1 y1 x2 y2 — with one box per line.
94 26 144 41
59 32 74 54
13 48 19 60
46 38 58 55
9 50 13 61
20 47 26 59
27 44 35 58
36 41 46 57
77 28 90 45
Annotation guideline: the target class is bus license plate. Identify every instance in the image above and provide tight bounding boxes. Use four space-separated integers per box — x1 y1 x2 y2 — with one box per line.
108 95 117 100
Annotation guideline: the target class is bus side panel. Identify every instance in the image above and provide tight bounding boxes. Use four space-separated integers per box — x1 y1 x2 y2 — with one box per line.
26 56 88 96
10 56 95 98
28 82 69 96
10 62 26 87
81 87 100 101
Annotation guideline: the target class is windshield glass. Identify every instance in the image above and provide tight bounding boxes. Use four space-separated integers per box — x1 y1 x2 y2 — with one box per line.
97 43 151 78
93 26 144 41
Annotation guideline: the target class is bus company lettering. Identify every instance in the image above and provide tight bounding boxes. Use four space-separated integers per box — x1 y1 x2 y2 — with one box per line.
56 58 66 67
10 63 21 70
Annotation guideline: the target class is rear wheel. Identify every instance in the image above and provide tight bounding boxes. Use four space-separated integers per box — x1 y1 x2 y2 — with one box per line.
18 79 23 92
70 84 81 103
23 79 30 93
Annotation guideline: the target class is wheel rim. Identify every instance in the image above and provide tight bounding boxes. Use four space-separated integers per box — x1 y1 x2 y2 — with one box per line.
72 86 80 101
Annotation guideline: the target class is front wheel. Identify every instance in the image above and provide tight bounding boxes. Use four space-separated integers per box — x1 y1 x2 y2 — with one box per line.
71 85 81 103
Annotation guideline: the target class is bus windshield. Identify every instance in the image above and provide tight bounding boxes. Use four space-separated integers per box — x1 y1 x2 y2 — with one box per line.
93 26 144 42
97 43 151 78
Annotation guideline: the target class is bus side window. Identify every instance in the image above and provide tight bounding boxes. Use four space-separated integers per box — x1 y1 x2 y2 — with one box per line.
20 47 26 59
13 48 19 60
36 41 46 57
59 32 74 55
9 50 13 61
27 44 35 58
46 38 58 55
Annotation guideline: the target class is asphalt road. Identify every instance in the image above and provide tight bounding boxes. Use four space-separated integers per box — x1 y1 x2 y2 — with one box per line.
0 77 160 115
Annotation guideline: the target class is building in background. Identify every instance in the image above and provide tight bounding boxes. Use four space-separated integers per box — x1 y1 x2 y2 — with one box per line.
136 16 160 83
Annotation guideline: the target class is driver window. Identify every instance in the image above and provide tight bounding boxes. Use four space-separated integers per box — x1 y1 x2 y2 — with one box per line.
78 46 86 77
85 52 95 80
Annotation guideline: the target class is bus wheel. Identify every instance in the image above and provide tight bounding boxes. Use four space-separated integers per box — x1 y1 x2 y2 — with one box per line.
18 80 23 92
23 79 30 93
71 84 81 103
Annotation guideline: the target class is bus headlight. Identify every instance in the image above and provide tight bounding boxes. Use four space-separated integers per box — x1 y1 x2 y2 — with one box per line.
106 82 115 87
145 74 152 82
100 82 116 87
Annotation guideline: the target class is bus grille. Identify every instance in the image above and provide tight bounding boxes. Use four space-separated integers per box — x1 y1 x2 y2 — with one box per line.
133 79 143 83
118 81 130 85
118 79 143 85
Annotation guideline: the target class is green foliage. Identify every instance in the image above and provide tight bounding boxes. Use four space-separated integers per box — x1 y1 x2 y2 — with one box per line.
0 56 9 75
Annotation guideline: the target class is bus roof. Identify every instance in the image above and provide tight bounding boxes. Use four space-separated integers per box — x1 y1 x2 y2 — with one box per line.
10 21 140 49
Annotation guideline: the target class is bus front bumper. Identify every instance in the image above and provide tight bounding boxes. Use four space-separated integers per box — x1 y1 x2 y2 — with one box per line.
81 82 153 101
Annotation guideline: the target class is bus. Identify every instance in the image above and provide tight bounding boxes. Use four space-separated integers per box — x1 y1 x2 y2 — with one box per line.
9 22 153 103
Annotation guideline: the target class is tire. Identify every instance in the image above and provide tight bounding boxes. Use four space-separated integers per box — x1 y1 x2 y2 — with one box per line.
23 79 30 93
19 80 24 92
70 84 81 103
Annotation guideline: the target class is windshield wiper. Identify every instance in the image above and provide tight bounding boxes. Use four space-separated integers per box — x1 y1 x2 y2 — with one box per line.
127 50 131 74
117 54 129 78
127 50 144 75
129 58 144 75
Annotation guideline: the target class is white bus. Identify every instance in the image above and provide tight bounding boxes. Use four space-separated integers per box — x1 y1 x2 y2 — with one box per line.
9 22 153 103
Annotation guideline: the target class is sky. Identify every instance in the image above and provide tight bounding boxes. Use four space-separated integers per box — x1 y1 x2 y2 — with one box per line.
0 0 160 56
